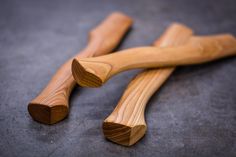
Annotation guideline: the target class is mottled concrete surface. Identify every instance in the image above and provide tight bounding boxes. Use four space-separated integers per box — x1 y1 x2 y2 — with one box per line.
0 0 236 156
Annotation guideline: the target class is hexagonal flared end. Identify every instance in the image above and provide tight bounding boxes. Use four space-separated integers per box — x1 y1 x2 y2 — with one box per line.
72 58 103 87
103 121 146 146
28 103 68 125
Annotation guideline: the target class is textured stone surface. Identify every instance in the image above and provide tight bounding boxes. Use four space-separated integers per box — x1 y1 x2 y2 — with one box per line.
0 0 235 156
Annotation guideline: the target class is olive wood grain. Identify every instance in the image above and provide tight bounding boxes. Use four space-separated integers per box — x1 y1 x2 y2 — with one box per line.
102 23 193 146
72 34 236 88
28 12 133 124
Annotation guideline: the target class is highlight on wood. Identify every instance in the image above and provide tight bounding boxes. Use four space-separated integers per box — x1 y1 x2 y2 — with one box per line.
27 11 236 147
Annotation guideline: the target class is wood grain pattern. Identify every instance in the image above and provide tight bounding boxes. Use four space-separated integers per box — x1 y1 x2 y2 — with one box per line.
72 34 236 88
28 12 133 124
102 23 193 146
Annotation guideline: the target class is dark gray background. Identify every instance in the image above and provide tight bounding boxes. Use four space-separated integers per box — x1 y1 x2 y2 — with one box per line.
0 0 235 156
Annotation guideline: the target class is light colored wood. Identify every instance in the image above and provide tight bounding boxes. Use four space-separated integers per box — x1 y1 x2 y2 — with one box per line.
103 23 193 146
28 12 133 124
72 34 236 88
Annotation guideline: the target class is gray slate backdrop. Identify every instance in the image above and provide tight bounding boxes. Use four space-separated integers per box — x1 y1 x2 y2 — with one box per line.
0 0 235 157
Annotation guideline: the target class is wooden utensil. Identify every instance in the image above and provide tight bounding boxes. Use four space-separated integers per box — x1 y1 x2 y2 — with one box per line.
102 23 193 146
72 34 236 88
28 12 133 124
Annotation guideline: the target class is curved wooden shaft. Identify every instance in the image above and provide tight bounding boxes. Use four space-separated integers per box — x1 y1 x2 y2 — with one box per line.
72 34 236 88
103 23 193 146
28 12 133 124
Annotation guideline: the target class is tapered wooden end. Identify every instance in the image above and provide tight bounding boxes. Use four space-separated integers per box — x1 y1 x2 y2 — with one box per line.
72 58 107 87
103 122 146 146
28 103 68 124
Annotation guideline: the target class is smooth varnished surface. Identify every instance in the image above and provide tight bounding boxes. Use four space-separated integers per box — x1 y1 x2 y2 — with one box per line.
72 35 236 87
103 23 193 146
0 0 236 157
28 12 133 124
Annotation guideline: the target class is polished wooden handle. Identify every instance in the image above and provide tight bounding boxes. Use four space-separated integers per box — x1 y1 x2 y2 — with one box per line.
102 23 193 146
72 34 236 88
28 12 133 124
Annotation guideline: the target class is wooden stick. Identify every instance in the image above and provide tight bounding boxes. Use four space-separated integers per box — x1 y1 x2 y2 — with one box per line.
28 12 133 124
72 34 236 88
102 23 193 146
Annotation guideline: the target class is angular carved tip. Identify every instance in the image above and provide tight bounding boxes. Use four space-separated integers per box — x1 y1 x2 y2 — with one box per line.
72 58 111 87
103 122 146 146
28 103 68 125
71 58 103 87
